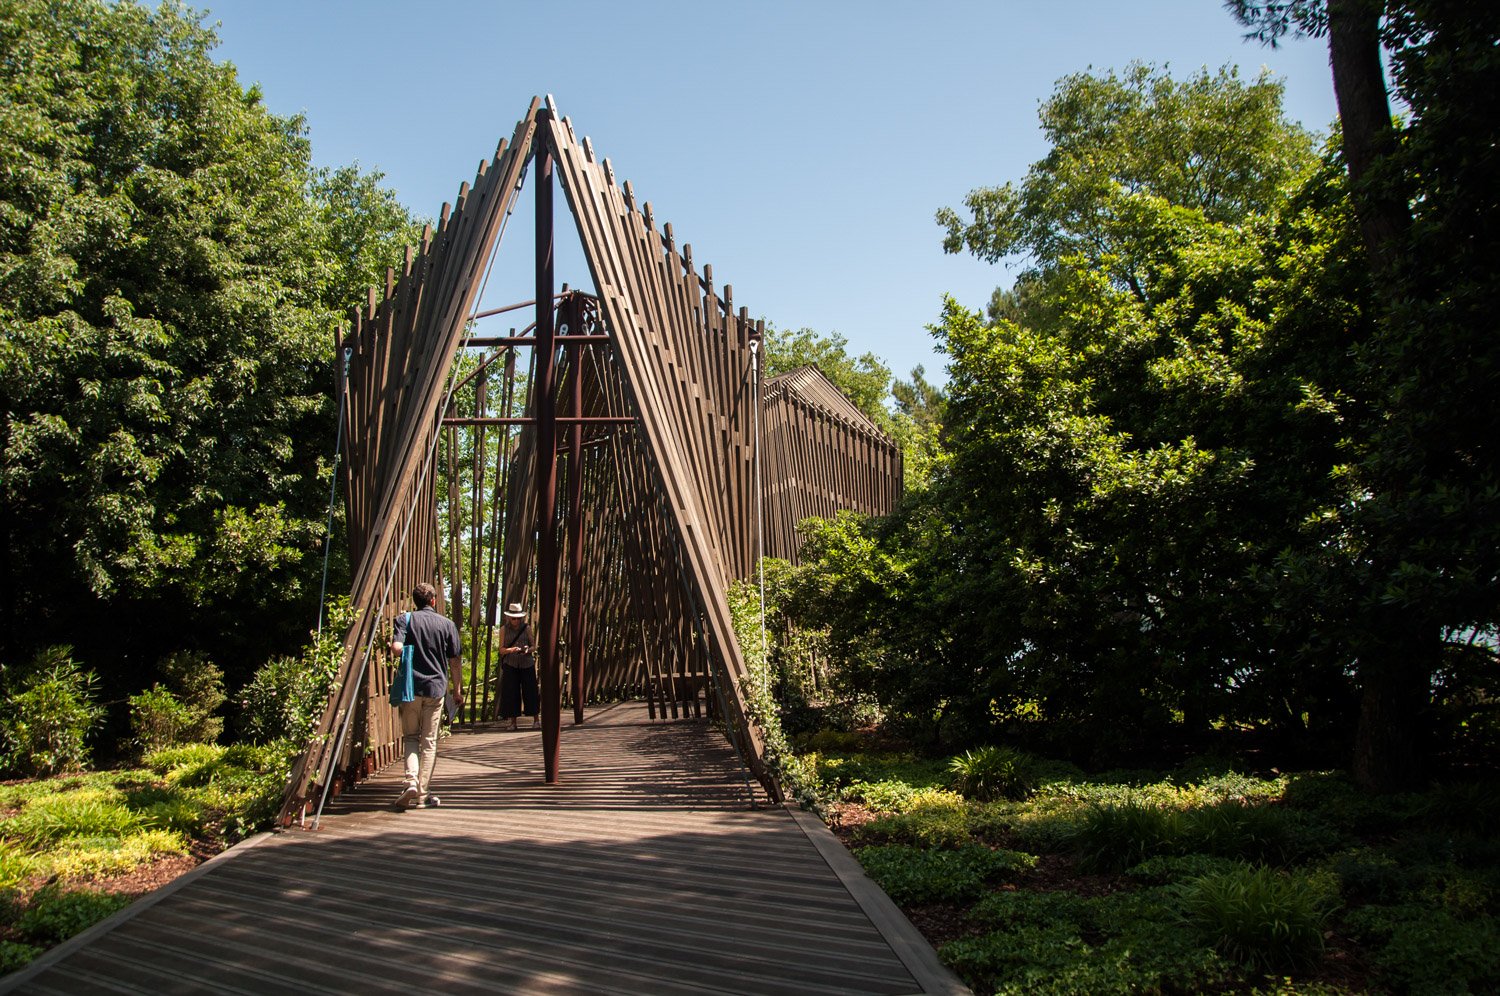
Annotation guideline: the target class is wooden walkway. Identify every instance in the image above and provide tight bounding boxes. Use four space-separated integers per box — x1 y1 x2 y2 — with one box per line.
2 703 967 995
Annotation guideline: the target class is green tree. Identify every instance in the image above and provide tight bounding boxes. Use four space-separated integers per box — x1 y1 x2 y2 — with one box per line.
1228 0 1500 789
311 163 429 317
926 159 1369 754
0 647 104 776
762 324 893 431
787 507 974 743
890 365 947 489
912 66 1362 750
938 62 1319 300
891 365 944 435
0 0 421 699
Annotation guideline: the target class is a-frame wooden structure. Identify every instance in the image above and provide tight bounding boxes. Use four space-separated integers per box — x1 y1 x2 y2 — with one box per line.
279 99 902 824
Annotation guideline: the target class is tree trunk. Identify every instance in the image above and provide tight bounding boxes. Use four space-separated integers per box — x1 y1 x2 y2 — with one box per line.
1326 0 1411 275
1328 0 1428 795
1352 620 1433 792
0 436 9 661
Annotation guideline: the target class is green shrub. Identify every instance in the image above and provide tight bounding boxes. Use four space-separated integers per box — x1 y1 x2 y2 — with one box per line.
0 940 41 975
1328 847 1422 904
970 880 1188 936
1072 800 1181 872
1185 770 1289 804
1170 753 1239 784
968 800 1025 845
968 888 1091 930
1346 903 1500 996
1094 768 1163 787
941 916 1229 996
163 755 229 789
1183 800 1334 864
1030 758 1089 785
157 651 225 744
850 786 975 847
1125 853 1242 884
1072 798 1325 872
807 752 866 788
13 884 130 945
236 597 351 745
948 746 1038 801
0 840 40 891
855 804 973 849
0 647 104 777
1396 829 1500 871
1009 802 1091 854
1246 980 1363 995
855 843 1035 904
221 742 282 770
2 791 148 847
1180 864 1338 973
845 778 919 813
143 743 224 775
1430 868 1497 918
1415 781 1500 834
142 741 288 839
798 730 866 753
0 778 63 813
941 921 1088 993
132 795 210 836
1281 771 1417 832
128 685 196 757
45 828 186 880
831 754 949 795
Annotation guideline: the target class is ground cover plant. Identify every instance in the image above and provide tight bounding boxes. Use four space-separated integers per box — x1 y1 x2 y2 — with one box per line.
804 740 1500 995
0 745 284 974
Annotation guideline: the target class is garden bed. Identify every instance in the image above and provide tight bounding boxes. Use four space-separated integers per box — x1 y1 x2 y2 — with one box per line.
0 744 285 974
809 743 1499 995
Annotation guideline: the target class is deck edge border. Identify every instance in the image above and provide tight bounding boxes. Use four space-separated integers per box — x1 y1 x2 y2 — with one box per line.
784 804 972 996
0 831 281 994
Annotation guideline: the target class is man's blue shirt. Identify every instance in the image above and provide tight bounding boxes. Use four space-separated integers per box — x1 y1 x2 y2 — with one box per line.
394 606 461 699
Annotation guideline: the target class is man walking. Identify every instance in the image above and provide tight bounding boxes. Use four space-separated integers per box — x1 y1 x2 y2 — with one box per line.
389 582 463 809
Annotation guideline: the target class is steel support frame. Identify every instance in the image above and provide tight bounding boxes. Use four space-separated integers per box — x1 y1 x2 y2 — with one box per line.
534 115 563 783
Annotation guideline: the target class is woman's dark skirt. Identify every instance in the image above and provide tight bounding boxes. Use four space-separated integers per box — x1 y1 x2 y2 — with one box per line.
499 664 539 719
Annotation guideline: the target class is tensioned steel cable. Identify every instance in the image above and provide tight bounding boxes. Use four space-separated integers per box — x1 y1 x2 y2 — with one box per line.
316 346 353 640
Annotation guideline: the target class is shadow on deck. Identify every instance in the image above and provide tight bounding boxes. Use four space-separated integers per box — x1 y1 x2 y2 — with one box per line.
0 702 968 995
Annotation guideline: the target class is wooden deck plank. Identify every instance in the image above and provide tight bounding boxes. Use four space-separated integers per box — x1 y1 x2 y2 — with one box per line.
203 853 884 940
185 865 898 966
1 703 967 995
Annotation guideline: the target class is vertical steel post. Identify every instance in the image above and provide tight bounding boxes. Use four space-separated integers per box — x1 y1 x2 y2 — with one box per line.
568 296 587 724
534 119 562 783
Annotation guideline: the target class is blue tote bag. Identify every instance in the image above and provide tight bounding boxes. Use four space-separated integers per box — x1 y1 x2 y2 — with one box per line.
389 611 416 706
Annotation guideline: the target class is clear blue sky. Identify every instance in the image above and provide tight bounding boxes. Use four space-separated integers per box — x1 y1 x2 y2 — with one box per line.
198 0 1338 387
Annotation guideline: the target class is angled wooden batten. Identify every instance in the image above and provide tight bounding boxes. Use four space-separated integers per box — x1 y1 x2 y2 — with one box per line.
279 99 901 825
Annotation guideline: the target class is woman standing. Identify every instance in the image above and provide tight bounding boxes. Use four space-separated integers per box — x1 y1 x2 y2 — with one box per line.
498 602 540 730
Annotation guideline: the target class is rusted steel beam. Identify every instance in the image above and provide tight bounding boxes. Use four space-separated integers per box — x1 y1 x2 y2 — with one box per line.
468 298 538 320
468 290 596 322
464 334 612 347
534 117 562 785
567 296 587 725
